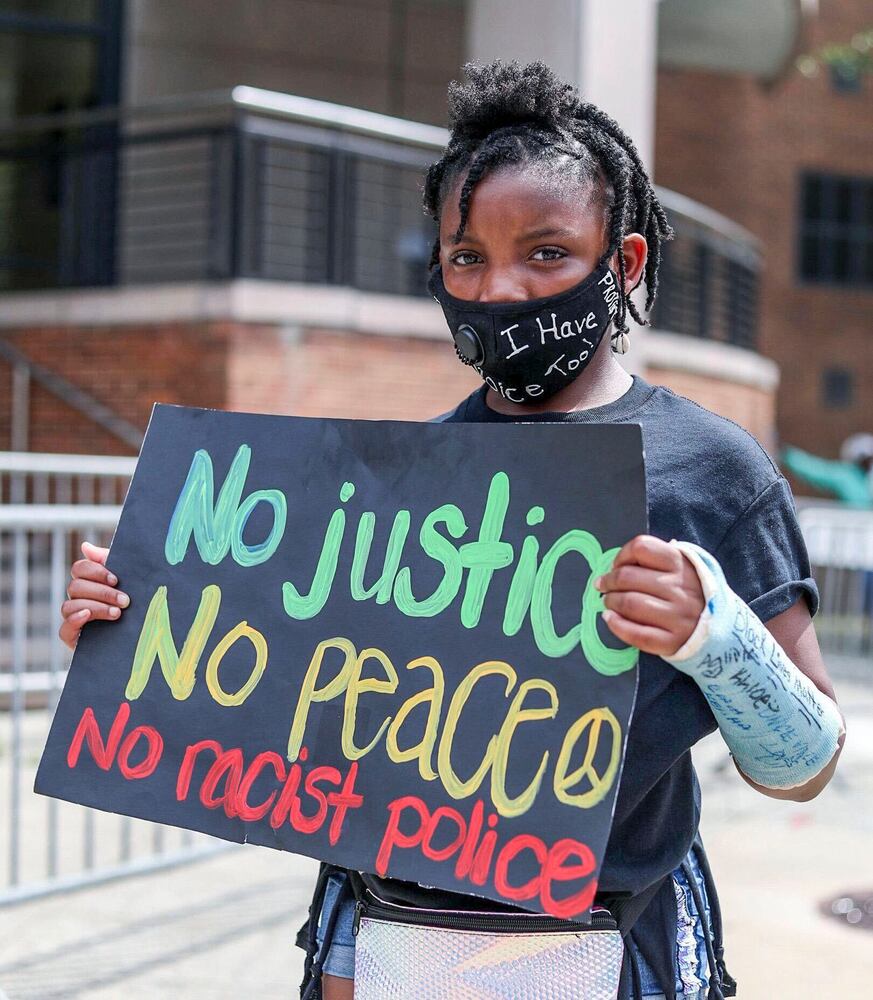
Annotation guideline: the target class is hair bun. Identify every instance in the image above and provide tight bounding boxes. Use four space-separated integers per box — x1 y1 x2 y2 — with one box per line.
447 61 578 141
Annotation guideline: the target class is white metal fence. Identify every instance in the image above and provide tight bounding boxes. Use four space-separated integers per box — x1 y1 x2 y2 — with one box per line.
0 451 136 507
0 454 223 907
1 452 871 906
798 503 873 658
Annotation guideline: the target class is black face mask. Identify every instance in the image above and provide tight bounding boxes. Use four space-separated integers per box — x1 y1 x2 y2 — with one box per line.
428 261 621 404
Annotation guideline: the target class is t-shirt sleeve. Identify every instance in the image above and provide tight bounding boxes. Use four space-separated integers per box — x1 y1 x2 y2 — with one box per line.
713 475 819 621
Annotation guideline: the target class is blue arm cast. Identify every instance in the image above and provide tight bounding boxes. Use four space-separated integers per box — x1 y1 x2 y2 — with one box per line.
664 542 844 790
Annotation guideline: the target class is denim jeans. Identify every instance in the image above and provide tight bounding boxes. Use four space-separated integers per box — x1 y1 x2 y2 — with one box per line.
314 873 358 980
627 846 713 997
315 846 713 997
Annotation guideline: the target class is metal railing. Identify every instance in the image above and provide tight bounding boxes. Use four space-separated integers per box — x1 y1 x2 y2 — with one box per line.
798 503 873 659
0 87 762 348
0 450 136 506
0 461 226 906
651 189 761 349
0 451 135 683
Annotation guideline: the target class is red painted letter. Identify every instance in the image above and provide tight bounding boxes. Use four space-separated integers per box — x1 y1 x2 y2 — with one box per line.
540 838 597 919
176 739 224 801
494 834 546 902
117 725 163 779
236 751 286 822
67 703 131 771
375 796 429 876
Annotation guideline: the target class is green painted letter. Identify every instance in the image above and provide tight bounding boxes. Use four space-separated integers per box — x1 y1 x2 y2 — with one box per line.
394 504 467 617
125 584 222 700
459 471 514 628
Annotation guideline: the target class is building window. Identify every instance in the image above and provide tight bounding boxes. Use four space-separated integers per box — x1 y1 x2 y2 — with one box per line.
0 1 123 291
799 173 873 287
0 1 122 119
822 367 854 409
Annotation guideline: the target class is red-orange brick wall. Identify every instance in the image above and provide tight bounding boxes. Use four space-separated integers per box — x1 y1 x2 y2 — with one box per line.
654 0 873 460
0 323 482 454
1 323 775 456
224 326 480 421
0 325 231 454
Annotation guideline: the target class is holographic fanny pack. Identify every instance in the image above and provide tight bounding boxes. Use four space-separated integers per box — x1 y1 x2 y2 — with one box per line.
352 887 624 1000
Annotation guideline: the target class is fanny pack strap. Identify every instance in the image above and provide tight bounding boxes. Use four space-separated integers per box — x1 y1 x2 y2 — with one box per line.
690 838 737 999
600 876 671 1000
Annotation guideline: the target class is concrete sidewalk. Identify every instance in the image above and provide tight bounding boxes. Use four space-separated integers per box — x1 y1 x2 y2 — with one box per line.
693 673 873 998
0 846 318 999
1 676 871 999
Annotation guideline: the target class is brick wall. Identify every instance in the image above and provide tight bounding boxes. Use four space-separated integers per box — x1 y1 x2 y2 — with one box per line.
0 324 232 454
0 323 481 453
0 322 775 455
224 326 480 421
0 357 10 452
654 0 873 463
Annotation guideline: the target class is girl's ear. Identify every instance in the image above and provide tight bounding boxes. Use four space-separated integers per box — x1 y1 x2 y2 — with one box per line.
617 233 648 292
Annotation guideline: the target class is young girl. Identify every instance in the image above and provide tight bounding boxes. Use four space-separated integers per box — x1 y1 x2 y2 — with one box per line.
61 62 844 1000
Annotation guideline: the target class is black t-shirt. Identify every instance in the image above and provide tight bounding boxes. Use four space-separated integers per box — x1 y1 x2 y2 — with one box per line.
364 376 817 989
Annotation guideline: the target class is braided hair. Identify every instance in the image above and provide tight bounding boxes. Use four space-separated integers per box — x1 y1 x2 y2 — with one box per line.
423 61 673 335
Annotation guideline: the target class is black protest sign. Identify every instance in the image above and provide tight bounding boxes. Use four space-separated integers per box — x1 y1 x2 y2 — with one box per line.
36 404 646 920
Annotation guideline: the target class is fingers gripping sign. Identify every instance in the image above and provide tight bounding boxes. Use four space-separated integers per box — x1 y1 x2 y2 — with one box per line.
594 535 705 658
59 541 130 650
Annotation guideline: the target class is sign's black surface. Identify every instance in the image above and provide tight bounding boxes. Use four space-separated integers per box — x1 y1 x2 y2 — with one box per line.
36 404 646 920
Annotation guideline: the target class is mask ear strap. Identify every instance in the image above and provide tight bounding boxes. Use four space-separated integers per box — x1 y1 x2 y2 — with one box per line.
602 246 640 352
611 264 636 354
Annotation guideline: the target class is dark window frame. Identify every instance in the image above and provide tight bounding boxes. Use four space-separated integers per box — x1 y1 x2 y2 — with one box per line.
0 1 123 109
821 367 854 409
798 171 873 289
0 2 123 288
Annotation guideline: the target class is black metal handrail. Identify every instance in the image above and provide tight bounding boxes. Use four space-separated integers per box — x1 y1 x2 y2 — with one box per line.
0 88 761 348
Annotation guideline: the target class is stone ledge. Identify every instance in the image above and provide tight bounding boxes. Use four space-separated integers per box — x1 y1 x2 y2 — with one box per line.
0 281 447 340
645 328 780 392
0 283 779 392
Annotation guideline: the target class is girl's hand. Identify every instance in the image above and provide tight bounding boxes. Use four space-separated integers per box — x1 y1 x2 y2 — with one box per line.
594 534 705 658
59 541 129 650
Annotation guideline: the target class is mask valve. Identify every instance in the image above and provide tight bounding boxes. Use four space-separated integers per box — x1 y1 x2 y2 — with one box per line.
453 324 484 365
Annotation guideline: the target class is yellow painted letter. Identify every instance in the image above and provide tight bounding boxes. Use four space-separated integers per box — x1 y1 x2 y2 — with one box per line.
205 622 268 706
287 637 357 761
490 678 558 818
342 647 399 760
125 584 221 701
385 656 445 781
437 660 516 800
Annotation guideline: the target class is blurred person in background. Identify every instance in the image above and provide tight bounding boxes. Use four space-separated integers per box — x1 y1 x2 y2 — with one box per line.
783 433 873 509
783 433 873 630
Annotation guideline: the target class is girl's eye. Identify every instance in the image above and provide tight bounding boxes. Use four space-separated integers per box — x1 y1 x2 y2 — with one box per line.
450 251 482 266
530 246 567 262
